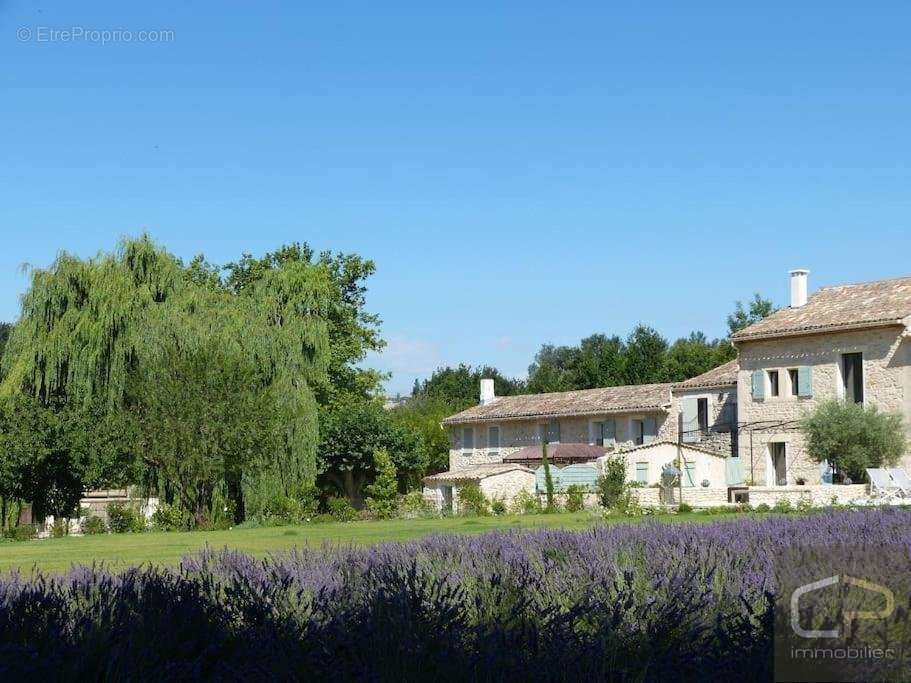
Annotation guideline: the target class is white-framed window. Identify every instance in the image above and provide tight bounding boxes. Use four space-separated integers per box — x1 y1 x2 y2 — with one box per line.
768 370 780 397
630 417 656 446
768 442 787 486
589 419 616 446
487 425 500 457
635 462 648 484
788 368 799 397
462 427 474 454
841 352 864 404
683 461 697 487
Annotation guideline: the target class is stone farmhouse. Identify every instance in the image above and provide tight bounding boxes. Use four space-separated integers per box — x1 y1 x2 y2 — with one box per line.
423 270 911 511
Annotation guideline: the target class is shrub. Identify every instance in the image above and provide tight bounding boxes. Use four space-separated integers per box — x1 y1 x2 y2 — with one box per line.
772 498 793 514
564 485 586 513
51 519 68 538
81 515 107 535
490 498 507 515
152 504 189 532
541 443 556 512
327 497 357 522
801 399 907 482
677 502 693 514
106 503 145 533
365 448 399 519
2 524 37 541
795 494 814 514
397 491 436 519
755 503 771 513
597 455 627 508
457 483 489 516
510 489 541 515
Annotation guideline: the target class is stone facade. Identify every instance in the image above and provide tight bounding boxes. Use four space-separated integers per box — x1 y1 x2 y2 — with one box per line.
596 442 728 488
422 468 535 513
631 483 869 508
448 410 675 471
669 387 737 456
736 327 911 485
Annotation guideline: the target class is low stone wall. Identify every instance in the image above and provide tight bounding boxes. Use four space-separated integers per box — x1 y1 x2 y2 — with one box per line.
537 492 600 508
631 484 870 509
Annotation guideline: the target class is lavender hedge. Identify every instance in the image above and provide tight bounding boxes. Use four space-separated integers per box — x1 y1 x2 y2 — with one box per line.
0 509 908 680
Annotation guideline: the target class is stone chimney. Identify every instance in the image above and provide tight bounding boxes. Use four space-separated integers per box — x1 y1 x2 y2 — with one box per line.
789 269 810 308
480 378 496 406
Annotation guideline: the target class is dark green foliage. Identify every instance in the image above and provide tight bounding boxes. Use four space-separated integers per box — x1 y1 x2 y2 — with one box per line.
2 524 37 541
677 502 693 513
564 484 586 512
801 400 907 482
106 503 145 533
490 498 507 515
597 456 627 509
151 504 189 532
327 497 357 522
456 483 489 516
727 294 777 335
412 364 524 410
364 449 398 518
397 491 436 519
81 515 106 535
541 442 556 512
389 395 452 475
51 519 67 538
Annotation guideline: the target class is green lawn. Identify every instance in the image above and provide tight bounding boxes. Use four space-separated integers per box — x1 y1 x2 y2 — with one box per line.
0 511 741 574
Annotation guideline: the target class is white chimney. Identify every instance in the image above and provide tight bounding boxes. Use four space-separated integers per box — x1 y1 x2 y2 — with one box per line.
480 378 496 406
789 269 810 308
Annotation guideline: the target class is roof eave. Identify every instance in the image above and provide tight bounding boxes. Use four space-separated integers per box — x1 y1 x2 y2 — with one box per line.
442 403 672 426
731 319 906 345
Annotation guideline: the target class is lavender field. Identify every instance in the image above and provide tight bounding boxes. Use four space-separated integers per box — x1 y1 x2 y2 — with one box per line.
1 509 909 680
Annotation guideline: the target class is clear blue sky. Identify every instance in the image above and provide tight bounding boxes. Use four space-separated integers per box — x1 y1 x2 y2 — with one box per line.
2 2 910 394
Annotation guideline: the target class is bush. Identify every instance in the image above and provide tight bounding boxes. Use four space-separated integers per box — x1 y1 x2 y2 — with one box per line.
772 498 793 514
106 502 145 533
365 448 398 519
597 456 627 509
457 484 489 516
152 504 189 532
2 524 37 541
795 494 814 514
510 489 541 515
564 485 587 512
801 399 907 482
51 519 68 538
397 491 436 519
490 498 507 515
327 497 357 522
677 502 693 514
755 503 771 513
81 515 107 535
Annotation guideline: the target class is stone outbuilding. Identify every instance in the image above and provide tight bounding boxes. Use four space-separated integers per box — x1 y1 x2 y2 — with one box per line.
596 440 728 489
422 463 535 513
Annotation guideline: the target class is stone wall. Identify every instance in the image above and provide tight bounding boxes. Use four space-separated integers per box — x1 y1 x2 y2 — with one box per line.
630 484 870 508
669 387 737 456
448 410 674 471
737 328 911 485
479 469 536 506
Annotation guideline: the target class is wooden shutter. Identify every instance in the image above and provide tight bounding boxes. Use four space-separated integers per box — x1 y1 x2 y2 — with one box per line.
681 397 698 443
751 370 765 400
797 366 813 397
643 418 657 444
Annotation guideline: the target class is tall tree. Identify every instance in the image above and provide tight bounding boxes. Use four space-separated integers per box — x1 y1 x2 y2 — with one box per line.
664 332 734 382
623 325 669 384
413 364 523 409
526 345 580 394
727 294 777 335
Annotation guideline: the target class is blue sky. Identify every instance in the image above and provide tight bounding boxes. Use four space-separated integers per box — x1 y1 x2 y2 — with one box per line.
2 2 910 394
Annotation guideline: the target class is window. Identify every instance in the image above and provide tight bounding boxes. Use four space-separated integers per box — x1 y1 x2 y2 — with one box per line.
539 419 560 444
768 370 779 397
788 369 799 397
462 427 474 453
487 426 499 457
697 398 708 434
591 419 616 446
842 353 864 404
683 462 697 487
635 462 648 484
632 419 645 446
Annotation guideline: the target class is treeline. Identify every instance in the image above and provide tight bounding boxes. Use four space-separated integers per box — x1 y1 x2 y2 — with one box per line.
412 295 775 408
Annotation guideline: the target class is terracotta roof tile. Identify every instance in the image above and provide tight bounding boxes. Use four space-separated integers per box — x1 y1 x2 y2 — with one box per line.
731 276 911 342
441 382 673 425
502 444 606 463
422 463 532 484
673 360 738 391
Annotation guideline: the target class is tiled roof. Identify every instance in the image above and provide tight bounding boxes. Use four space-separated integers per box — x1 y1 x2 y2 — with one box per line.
441 382 674 425
423 463 532 484
502 444 606 463
731 276 911 342
673 360 738 391
613 439 728 459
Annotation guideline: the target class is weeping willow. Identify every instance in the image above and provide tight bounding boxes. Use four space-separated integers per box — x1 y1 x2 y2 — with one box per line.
0 235 333 496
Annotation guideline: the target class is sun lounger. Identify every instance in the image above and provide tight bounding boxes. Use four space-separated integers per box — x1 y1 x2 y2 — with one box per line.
866 468 905 502
887 468 911 497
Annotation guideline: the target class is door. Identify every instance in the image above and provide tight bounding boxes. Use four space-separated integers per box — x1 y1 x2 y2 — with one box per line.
769 443 787 486
441 486 453 513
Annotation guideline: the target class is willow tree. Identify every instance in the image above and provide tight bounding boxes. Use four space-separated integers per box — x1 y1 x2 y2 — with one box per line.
0 236 334 513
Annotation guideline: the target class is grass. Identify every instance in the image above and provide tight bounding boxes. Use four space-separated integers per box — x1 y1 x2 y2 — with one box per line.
0 511 743 574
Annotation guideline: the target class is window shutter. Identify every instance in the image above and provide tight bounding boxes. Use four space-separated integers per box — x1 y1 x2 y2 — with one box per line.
751 370 765 400
797 366 813 397
463 428 474 450
603 419 616 445
681 397 698 443
643 418 657 443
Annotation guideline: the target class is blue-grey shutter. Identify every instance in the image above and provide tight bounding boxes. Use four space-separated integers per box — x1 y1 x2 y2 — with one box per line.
643 418 657 443
603 419 616 445
797 366 813 397
751 370 765 400
681 397 698 443
463 427 474 450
